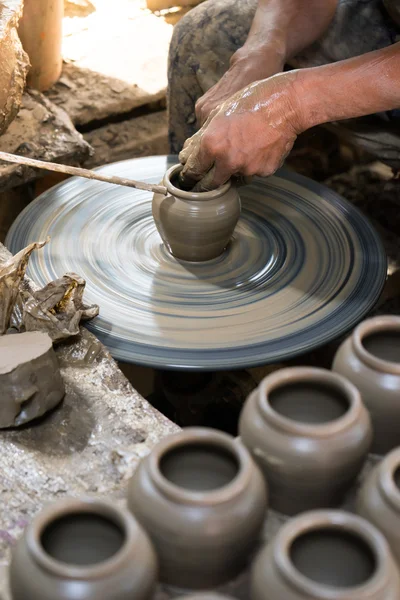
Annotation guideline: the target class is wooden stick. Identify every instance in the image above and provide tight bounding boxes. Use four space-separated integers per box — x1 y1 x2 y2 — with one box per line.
0 151 168 195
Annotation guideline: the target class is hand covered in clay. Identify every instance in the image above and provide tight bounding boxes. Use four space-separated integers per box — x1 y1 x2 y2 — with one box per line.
180 72 304 190
195 49 284 126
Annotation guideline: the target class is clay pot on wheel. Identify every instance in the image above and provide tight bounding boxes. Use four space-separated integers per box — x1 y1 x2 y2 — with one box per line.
239 367 372 515
332 315 400 454
251 510 400 600
10 497 157 600
127 427 267 589
152 164 241 262
357 447 400 564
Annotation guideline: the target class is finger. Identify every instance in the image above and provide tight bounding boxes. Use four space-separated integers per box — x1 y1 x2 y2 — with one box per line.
181 135 214 182
206 161 233 188
179 131 200 164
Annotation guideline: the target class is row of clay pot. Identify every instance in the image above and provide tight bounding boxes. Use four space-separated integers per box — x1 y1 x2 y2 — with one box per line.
9 427 400 599
9 314 400 598
10 428 267 598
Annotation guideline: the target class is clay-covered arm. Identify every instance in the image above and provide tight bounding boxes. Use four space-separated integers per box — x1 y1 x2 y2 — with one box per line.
195 0 338 123
296 41 400 129
181 42 400 189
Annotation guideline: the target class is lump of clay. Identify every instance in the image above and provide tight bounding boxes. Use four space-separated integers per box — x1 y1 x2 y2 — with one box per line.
0 331 65 427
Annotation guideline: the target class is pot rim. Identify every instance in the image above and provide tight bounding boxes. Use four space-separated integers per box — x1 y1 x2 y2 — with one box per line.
257 367 365 436
148 427 255 505
164 164 231 200
378 447 400 512
26 497 139 580
352 315 400 375
274 509 391 599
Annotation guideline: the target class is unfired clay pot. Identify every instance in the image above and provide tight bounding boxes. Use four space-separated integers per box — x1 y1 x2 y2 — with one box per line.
10 497 157 600
239 367 372 515
127 427 267 589
152 164 241 262
251 510 400 600
357 447 400 564
332 315 400 454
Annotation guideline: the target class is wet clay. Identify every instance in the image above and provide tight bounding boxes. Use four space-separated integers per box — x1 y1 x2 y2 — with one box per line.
269 382 349 424
251 510 400 600
356 447 400 565
41 513 125 566
152 163 241 262
362 331 400 363
128 427 267 589
160 443 239 491
333 316 400 454
239 368 372 515
10 497 158 600
0 331 65 427
290 528 376 587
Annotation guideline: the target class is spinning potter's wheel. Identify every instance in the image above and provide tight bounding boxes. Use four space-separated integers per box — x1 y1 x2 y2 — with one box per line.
7 156 386 370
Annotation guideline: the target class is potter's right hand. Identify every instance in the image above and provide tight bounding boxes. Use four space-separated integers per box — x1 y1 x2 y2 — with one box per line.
180 72 305 190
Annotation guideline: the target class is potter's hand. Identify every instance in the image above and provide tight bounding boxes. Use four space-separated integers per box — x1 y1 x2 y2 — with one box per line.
195 49 284 126
180 72 304 190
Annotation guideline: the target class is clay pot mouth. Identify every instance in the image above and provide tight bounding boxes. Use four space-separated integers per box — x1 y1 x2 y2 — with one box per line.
353 316 400 374
165 164 231 200
378 448 400 512
275 511 389 598
27 498 136 580
149 428 252 505
258 368 361 436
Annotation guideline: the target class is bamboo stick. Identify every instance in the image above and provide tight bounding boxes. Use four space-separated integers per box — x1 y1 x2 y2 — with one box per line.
0 151 168 195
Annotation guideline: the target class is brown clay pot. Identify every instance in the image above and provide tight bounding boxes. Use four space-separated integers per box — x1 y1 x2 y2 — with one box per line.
239 367 372 515
332 315 400 454
152 164 241 262
357 447 400 565
127 427 267 589
19 0 63 91
10 497 157 600
251 510 400 600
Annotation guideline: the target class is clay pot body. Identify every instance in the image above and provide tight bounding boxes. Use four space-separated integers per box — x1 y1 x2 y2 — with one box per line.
239 367 372 515
332 315 400 454
251 510 400 600
10 497 157 600
152 164 241 262
19 0 63 91
357 448 400 564
127 427 267 589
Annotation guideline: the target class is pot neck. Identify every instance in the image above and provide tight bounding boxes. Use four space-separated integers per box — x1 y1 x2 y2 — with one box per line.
378 448 400 513
27 497 137 581
148 427 253 506
274 510 393 599
164 164 231 201
351 316 400 375
256 367 363 437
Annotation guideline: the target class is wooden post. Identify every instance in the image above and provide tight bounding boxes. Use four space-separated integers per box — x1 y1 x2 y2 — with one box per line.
18 0 63 91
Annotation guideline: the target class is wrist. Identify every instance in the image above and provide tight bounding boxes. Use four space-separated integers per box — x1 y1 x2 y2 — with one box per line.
289 68 326 132
231 38 286 76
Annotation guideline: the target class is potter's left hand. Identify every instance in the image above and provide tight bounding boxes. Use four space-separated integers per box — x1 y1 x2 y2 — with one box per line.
180 72 305 190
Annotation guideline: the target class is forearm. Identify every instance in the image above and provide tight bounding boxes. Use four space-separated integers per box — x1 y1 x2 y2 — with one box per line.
294 42 400 130
240 0 338 62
